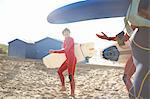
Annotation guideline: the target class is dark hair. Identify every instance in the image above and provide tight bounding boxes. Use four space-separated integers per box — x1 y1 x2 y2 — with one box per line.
62 28 70 34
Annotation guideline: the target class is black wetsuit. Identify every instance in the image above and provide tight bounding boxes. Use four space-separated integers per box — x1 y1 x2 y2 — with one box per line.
130 27 150 99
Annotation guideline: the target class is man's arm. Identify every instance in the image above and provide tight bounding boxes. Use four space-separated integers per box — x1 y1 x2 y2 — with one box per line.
96 32 117 41
50 38 73 54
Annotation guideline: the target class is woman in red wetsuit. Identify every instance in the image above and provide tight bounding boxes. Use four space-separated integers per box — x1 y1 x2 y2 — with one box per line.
96 31 136 92
49 28 77 97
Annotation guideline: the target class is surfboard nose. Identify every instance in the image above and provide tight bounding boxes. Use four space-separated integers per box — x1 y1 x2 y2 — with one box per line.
47 0 130 24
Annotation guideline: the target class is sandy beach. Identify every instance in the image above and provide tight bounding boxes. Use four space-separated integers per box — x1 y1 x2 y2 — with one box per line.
0 55 129 99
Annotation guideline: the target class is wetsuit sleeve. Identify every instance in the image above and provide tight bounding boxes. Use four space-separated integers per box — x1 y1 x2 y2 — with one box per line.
107 37 117 41
96 33 117 41
52 43 65 53
53 49 65 53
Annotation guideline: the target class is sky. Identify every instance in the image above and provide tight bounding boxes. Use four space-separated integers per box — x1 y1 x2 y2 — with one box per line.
0 0 126 49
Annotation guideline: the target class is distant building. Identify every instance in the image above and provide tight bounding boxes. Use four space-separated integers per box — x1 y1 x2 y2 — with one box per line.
8 39 36 59
25 43 36 59
8 37 63 59
8 39 28 58
35 37 62 59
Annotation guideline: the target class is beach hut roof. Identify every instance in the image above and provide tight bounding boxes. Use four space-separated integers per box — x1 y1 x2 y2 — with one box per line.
35 37 62 43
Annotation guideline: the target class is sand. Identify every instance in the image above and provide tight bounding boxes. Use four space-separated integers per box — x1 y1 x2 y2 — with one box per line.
0 55 128 99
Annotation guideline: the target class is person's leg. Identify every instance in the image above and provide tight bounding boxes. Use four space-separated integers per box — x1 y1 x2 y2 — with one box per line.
68 58 77 96
123 56 136 92
57 60 68 91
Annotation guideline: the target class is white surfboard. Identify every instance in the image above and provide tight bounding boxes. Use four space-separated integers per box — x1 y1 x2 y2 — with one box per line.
43 42 95 68
43 53 66 68
74 44 85 63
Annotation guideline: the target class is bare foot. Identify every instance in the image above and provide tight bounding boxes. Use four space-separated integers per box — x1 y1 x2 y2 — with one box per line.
60 86 66 91
69 93 75 98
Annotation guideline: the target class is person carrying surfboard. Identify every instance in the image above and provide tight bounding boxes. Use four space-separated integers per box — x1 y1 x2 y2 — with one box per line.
96 29 136 93
49 28 77 97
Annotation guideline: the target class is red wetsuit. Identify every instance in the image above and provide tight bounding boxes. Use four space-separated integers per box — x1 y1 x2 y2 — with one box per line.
53 37 77 86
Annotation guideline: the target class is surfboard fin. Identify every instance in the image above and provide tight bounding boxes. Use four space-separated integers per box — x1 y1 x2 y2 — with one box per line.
102 46 120 61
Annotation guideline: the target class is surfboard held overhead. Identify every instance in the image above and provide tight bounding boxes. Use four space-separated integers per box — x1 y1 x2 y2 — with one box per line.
47 0 130 24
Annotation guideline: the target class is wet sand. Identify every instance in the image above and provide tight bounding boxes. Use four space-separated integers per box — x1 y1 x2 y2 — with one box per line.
0 55 128 99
